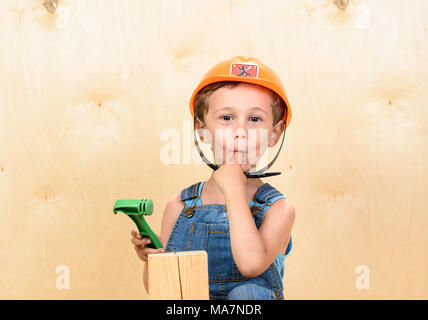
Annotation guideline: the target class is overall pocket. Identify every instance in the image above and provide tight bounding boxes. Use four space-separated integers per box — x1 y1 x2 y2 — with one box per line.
187 222 248 282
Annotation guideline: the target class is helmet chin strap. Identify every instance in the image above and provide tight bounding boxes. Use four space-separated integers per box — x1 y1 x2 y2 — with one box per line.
193 115 286 179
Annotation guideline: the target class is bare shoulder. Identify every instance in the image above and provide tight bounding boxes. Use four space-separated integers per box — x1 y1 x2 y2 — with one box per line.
271 197 296 217
160 192 184 248
261 196 296 228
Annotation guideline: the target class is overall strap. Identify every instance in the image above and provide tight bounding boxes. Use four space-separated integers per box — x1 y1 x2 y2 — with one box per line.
180 182 201 202
253 183 287 205
252 183 287 226
179 182 202 218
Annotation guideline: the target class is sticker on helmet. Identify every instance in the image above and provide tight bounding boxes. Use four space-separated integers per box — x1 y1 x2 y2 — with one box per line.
230 62 259 78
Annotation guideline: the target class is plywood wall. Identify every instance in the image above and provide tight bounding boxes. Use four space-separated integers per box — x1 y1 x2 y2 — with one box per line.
0 0 427 299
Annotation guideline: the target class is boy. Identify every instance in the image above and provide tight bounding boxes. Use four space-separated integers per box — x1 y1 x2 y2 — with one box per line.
131 56 295 300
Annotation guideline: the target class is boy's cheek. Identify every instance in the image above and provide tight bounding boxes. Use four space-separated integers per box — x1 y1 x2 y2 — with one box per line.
213 133 233 151
247 139 267 155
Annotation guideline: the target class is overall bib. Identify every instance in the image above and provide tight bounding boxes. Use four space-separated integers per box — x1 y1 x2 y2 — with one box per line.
165 181 293 300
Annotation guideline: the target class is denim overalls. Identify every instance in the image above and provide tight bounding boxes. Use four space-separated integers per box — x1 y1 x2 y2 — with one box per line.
165 181 293 300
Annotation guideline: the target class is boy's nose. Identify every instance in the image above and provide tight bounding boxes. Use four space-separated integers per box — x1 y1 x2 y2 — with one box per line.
234 121 247 139
234 128 247 140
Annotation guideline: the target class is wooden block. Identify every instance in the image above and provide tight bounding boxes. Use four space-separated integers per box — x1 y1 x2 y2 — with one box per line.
148 251 209 300
148 252 182 300
177 251 209 300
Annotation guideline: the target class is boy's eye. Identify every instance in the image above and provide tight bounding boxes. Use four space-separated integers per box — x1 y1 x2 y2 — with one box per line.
219 115 262 122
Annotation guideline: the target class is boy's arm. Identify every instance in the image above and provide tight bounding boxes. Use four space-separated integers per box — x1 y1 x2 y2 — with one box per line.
143 192 183 294
226 188 295 278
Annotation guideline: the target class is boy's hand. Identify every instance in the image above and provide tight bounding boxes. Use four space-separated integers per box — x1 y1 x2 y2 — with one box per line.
131 229 164 262
213 151 247 195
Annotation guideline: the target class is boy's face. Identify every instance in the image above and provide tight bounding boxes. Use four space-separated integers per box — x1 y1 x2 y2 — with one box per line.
195 83 284 172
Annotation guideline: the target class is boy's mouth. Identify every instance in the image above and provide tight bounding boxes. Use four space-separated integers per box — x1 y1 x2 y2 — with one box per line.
232 150 248 164
233 148 246 153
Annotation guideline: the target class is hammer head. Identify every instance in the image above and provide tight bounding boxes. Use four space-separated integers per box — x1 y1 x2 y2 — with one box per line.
113 199 153 216
112 198 163 249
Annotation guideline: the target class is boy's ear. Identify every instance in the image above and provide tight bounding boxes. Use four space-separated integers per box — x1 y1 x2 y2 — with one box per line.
268 120 285 147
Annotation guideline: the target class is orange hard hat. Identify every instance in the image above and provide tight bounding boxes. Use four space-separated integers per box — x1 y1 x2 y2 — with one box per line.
189 56 292 128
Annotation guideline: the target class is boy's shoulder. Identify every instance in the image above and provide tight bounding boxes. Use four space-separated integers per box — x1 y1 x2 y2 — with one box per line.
160 191 184 246
165 191 184 216
261 183 295 216
162 181 196 221
166 181 201 210
269 196 295 216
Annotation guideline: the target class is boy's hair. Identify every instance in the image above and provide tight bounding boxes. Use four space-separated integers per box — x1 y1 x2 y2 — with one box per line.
194 81 286 126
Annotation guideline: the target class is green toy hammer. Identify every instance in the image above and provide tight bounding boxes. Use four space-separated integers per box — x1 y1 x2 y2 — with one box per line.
113 199 163 249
